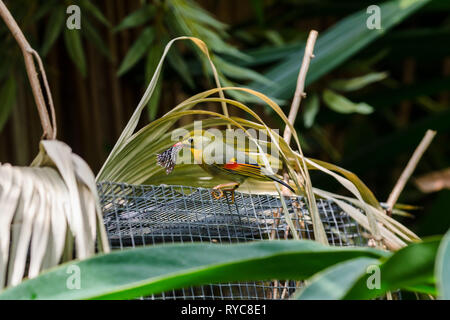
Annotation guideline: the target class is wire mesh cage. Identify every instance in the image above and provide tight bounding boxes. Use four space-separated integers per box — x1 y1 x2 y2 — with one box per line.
98 181 368 300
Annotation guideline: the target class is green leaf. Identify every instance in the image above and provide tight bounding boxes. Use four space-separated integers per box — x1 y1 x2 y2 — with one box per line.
0 77 16 132
250 0 431 100
145 44 165 121
214 56 273 86
0 240 388 300
33 0 59 22
329 72 389 92
178 1 227 30
82 18 112 60
117 27 155 77
343 237 442 300
303 93 320 128
41 8 65 56
294 257 379 300
323 89 374 114
114 4 155 32
228 42 304 68
64 29 87 76
167 49 195 89
436 229 450 299
80 0 110 26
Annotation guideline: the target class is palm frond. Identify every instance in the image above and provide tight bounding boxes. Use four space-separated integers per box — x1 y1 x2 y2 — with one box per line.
97 37 419 250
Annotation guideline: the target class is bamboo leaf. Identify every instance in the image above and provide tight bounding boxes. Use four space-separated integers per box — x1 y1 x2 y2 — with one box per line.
214 56 273 86
117 27 155 77
329 72 388 92
145 44 164 121
82 18 112 60
303 93 320 128
64 29 87 76
80 0 110 27
250 0 431 100
114 4 156 32
323 89 374 114
41 8 65 56
167 48 195 88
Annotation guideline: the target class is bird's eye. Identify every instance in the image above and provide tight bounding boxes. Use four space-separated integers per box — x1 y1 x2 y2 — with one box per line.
188 138 194 144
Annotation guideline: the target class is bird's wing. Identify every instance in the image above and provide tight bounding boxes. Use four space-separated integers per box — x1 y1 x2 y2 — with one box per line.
215 144 264 179
221 161 265 180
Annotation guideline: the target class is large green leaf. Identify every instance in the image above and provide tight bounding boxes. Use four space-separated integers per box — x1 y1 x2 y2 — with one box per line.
436 229 450 299
343 237 441 299
294 257 379 300
250 0 431 101
0 240 388 300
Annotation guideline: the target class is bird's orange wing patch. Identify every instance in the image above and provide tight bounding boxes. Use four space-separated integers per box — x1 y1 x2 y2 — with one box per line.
223 161 262 179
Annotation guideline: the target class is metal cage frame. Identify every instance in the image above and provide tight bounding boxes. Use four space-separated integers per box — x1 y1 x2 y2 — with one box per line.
98 182 367 300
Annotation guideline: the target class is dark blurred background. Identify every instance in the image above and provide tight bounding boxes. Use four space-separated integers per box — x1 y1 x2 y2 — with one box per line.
0 0 449 237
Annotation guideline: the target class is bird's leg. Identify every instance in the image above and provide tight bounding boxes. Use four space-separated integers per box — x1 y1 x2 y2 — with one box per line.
211 182 239 201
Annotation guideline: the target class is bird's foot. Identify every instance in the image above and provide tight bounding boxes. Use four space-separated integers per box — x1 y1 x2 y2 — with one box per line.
211 188 224 200
211 182 239 202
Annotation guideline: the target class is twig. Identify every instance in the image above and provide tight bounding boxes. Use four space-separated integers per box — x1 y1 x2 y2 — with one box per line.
0 0 56 139
283 30 318 145
280 30 328 245
386 130 437 211
30 49 57 138
281 30 318 195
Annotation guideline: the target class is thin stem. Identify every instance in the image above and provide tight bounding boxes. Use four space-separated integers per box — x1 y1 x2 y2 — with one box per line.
283 30 318 145
0 0 55 139
280 30 328 245
30 49 57 139
386 129 436 211
281 30 318 195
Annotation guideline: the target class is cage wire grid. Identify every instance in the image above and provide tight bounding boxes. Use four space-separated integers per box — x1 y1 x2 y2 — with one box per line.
98 181 367 300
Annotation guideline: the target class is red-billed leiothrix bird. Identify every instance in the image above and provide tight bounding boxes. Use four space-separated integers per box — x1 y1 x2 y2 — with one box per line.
157 130 294 201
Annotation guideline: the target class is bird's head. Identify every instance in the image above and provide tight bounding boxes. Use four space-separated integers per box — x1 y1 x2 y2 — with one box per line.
174 131 214 150
157 130 215 174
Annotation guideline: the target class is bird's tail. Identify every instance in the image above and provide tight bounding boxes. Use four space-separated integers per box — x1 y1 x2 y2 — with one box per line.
267 176 295 193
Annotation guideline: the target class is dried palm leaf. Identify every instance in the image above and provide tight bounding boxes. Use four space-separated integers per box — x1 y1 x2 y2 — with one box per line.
0 140 110 290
